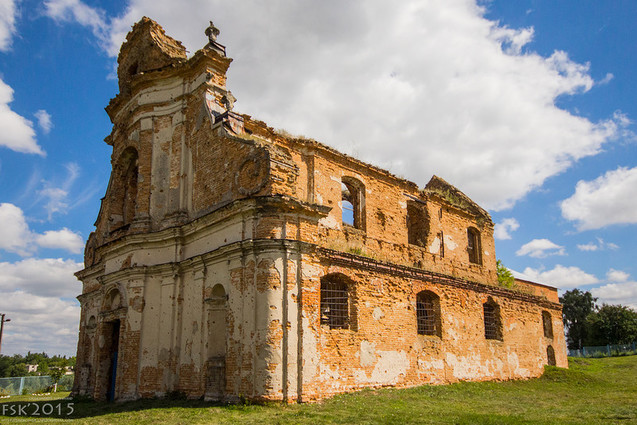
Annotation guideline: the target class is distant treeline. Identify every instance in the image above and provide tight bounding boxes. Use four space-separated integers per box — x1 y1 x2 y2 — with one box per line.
561 289 637 350
0 352 76 377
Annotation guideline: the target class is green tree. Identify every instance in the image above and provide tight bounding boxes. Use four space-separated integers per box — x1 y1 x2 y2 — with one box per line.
560 289 597 350
587 304 637 345
49 367 65 392
496 260 515 288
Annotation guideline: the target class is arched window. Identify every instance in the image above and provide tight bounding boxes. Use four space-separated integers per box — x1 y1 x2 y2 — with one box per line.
320 274 353 330
467 227 482 264
111 147 139 228
542 311 554 339
407 201 428 247
546 345 556 366
341 177 365 231
416 290 441 337
483 298 502 340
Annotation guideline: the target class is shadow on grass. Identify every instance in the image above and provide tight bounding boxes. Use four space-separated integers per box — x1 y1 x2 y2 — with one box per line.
0 395 237 420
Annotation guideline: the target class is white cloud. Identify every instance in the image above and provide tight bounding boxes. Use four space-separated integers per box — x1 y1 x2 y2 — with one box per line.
0 78 45 155
561 166 637 230
0 257 82 297
523 264 599 289
592 281 637 311
0 203 84 256
47 0 632 210
0 291 80 356
494 218 519 240
34 109 53 134
516 238 565 258
0 203 34 256
44 0 109 46
0 0 17 51
606 269 630 283
576 237 619 252
36 228 84 254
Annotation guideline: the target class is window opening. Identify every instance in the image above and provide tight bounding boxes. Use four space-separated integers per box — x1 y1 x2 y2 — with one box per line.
547 345 556 366
542 311 554 339
467 228 481 264
407 201 428 247
341 182 355 227
341 177 365 230
320 276 350 329
417 291 441 337
483 299 501 340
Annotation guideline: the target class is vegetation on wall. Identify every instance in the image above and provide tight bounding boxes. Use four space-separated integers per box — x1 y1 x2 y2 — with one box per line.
496 260 515 288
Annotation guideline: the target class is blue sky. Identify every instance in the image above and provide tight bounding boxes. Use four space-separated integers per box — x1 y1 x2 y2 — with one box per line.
0 0 636 356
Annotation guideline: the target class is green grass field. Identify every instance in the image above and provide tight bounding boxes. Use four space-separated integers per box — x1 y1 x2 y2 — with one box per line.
2 356 636 424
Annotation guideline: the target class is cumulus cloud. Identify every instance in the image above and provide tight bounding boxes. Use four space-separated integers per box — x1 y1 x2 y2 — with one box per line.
561 166 637 230
606 269 630 283
0 0 17 51
516 238 565 258
576 237 619 252
36 228 84 254
46 0 632 210
34 109 53 134
0 203 84 255
0 203 34 256
0 257 82 297
0 78 45 155
494 218 519 240
592 281 637 311
0 291 80 356
523 265 599 289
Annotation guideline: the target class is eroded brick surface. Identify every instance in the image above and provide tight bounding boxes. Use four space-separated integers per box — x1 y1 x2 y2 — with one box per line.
72 18 567 403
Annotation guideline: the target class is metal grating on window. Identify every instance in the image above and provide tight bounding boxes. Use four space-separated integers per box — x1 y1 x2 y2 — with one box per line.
484 303 499 340
321 279 349 329
417 294 437 335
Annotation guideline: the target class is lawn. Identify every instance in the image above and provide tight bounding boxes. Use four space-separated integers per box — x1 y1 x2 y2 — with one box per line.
1 356 636 424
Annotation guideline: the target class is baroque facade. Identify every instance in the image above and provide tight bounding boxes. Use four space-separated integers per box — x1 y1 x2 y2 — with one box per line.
72 17 567 402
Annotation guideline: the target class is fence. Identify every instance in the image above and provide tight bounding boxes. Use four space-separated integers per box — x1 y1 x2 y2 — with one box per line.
568 342 637 358
0 374 74 395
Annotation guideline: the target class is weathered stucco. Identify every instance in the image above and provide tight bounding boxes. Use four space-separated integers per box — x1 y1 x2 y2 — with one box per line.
72 17 567 403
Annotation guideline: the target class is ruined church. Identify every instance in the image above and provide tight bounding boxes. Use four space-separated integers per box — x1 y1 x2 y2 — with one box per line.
72 17 567 402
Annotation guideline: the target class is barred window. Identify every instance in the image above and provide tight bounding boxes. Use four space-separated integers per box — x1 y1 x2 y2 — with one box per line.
417 291 441 337
483 299 502 340
542 311 553 339
467 227 481 264
320 275 350 329
547 345 556 366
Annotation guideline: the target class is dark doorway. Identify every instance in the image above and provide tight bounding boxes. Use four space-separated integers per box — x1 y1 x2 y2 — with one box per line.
106 319 120 401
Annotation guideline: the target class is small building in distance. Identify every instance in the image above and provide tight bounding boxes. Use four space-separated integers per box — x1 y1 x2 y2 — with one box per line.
72 17 567 402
